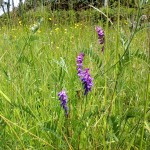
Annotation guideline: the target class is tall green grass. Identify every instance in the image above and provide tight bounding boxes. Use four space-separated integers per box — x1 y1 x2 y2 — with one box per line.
0 1 150 149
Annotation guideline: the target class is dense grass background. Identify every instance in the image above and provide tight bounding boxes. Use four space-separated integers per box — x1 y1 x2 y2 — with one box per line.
0 1 150 149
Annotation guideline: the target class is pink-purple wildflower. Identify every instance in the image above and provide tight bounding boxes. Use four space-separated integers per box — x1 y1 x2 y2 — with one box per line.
95 26 105 52
81 68 93 95
58 90 68 117
76 53 93 95
76 53 84 79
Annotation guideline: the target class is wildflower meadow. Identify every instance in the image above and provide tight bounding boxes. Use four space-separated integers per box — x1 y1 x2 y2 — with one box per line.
0 0 150 149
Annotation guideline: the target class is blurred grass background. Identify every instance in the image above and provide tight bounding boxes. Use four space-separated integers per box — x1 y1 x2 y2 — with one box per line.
0 0 150 149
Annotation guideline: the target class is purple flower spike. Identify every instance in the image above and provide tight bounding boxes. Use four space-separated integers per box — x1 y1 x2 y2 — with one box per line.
81 69 93 95
58 90 68 117
96 26 104 44
96 26 105 51
76 53 93 95
76 53 84 79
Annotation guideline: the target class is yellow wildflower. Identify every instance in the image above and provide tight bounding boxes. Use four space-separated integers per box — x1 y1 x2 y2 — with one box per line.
55 28 59 31
19 21 22 25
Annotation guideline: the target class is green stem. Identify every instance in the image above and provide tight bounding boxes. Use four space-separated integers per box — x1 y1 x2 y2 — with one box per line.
103 3 109 150
82 95 88 119
114 0 120 115
140 14 150 150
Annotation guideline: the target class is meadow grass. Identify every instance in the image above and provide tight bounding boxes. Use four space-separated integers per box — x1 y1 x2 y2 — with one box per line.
0 3 150 150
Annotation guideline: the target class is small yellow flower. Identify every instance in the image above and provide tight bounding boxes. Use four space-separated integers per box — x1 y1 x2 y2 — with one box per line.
19 21 22 25
55 28 59 31
49 18 52 21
